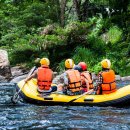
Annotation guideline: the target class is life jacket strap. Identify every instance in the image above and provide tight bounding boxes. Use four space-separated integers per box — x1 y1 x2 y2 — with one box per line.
68 81 81 89
102 80 115 84
38 80 52 82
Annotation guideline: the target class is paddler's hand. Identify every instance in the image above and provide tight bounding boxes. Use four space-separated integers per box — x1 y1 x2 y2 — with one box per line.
24 79 28 83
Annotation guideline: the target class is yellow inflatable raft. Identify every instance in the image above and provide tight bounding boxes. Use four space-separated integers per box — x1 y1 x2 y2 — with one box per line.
17 78 130 107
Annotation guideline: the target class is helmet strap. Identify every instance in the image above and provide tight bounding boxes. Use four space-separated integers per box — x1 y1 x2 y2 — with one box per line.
102 68 109 71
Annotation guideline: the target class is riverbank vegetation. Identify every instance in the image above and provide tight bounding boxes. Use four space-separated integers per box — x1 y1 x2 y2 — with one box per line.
0 0 130 76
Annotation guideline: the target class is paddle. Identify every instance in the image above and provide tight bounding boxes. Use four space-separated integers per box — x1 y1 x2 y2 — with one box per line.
11 66 36 104
67 89 94 104
67 80 101 104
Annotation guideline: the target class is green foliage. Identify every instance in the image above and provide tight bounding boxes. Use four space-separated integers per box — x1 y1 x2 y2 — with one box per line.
20 2 60 28
0 0 130 76
73 47 94 64
127 43 130 56
87 35 106 56
65 22 89 35
9 43 37 65
58 46 102 74
107 26 122 44
105 52 130 76
0 1 60 46
29 28 68 52
88 16 104 37
92 62 102 74
57 60 65 72
72 47 102 73
90 0 109 5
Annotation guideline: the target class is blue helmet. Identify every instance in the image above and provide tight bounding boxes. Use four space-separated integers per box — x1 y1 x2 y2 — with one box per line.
73 65 82 72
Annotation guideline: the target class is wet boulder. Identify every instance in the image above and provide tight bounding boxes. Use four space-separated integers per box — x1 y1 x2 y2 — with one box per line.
121 76 130 81
0 49 12 80
0 75 8 82
115 75 121 81
10 66 36 83
10 74 27 83
11 66 28 78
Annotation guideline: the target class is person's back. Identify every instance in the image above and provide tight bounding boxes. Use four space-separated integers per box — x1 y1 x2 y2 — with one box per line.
95 59 116 94
66 69 82 92
25 58 56 94
78 62 93 92
98 68 116 94
64 59 82 95
81 71 93 90
37 65 53 92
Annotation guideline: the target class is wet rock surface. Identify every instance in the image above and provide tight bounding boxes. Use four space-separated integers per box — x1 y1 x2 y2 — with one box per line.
0 49 11 80
11 66 28 78
0 75 8 82
121 76 130 81
10 74 27 83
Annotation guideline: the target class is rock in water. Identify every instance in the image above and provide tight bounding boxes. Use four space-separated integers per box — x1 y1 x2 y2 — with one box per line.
0 49 12 80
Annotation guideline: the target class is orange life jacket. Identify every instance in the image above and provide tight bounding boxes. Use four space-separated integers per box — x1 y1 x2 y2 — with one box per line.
99 69 116 94
81 71 93 89
66 70 82 92
37 66 53 91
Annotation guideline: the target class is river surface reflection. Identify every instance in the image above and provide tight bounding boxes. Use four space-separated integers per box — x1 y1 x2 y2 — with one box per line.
0 81 130 129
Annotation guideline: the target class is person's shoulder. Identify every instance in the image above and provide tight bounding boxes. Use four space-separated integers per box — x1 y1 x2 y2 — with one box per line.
34 69 38 74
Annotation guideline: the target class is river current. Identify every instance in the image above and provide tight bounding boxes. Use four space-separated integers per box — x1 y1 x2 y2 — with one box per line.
0 81 130 130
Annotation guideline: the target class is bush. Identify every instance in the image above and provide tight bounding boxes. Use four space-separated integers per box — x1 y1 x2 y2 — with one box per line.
87 35 106 56
56 60 65 72
127 43 130 56
72 47 102 73
105 51 130 76
65 22 89 35
88 16 104 37
107 26 122 44
72 47 94 64
92 62 102 74
9 43 38 65
58 47 103 73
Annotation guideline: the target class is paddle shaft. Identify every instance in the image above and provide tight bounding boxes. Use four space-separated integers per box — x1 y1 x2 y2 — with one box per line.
15 82 26 96
12 66 36 103
17 66 36 92
68 89 94 104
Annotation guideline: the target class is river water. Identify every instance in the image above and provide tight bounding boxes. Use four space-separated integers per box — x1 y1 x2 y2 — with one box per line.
0 81 130 130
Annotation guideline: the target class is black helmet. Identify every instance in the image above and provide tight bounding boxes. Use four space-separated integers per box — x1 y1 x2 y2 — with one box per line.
73 65 82 72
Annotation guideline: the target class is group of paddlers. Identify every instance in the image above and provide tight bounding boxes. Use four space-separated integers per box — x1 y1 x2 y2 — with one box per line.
25 58 117 96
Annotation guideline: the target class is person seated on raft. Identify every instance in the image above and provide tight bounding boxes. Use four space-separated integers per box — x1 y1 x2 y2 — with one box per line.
78 62 93 93
52 59 82 95
93 59 116 95
24 58 57 95
73 64 84 90
63 59 83 95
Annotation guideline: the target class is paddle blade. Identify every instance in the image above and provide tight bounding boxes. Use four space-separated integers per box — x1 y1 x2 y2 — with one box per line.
11 93 19 104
